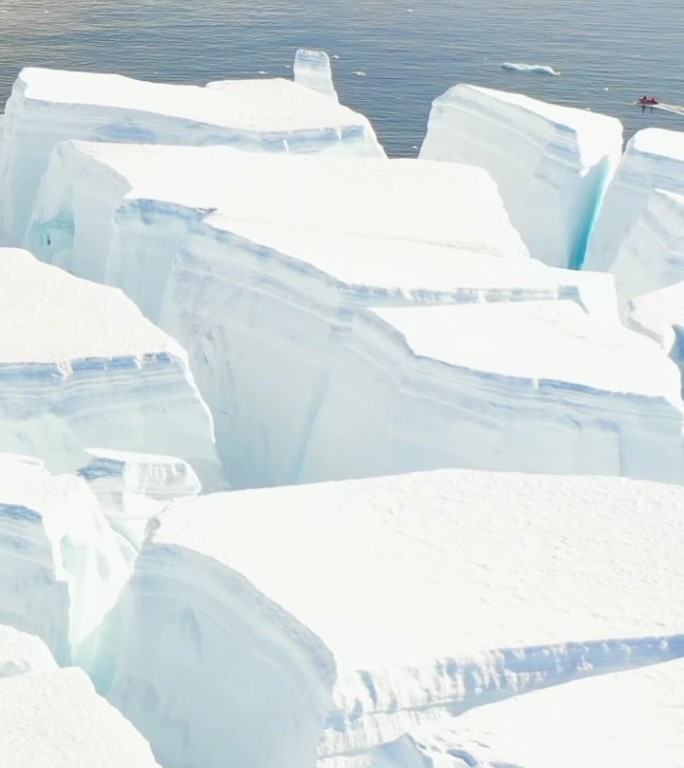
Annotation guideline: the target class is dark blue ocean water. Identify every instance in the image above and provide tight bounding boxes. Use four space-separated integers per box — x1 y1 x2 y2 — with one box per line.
1 0 682 156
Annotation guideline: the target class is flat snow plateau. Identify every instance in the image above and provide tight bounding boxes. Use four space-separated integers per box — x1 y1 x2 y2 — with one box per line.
96 469 684 768
0 65 384 242
420 83 623 269
0 247 221 487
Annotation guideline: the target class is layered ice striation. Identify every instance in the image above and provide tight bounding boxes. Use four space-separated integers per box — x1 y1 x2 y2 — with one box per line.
0 248 221 487
584 128 684 277
94 469 684 768
0 665 161 767
420 84 623 269
78 448 202 553
27 140 645 487
348 657 684 768
293 49 339 101
0 454 130 667
0 64 384 243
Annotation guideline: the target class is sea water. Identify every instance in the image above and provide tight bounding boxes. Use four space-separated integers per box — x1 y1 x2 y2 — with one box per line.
0 0 682 156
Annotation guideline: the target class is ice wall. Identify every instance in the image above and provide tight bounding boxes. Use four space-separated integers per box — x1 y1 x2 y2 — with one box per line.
29 141 653 488
346 657 684 768
293 49 339 101
0 455 131 667
0 66 384 243
420 84 623 269
585 128 684 275
94 469 684 767
0 248 221 488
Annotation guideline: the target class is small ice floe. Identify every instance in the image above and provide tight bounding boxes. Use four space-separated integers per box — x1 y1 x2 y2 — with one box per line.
354 71 366 77
502 62 560 76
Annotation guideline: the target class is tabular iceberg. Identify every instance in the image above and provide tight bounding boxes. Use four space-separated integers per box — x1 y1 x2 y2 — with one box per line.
420 84 623 269
0 64 384 243
0 248 221 488
293 49 339 101
27 140 653 488
93 469 684 768
584 128 684 276
0 666 161 767
351 657 684 768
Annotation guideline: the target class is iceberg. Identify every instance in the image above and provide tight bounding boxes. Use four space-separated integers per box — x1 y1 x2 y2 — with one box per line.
0 248 221 488
501 62 560 75
27 140 648 487
0 65 384 243
0 666 161 767
348 657 684 768
293 49 339 101
0 624 58 678
584 128 684 275
94 469 684 767
420 84 623 269
0 454 130 667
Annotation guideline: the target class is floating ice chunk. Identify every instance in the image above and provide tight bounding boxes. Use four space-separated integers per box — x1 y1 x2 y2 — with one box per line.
78 448 203 552
300 300 684 484
0 66 384 243
0 624 57 678
0 248 221 488
96 469 684 766
585 128 684 274
294 49 339 101
420 84 623 268
0 667 161 767
501 62 560 75
0 454 130 667
360 657 684 768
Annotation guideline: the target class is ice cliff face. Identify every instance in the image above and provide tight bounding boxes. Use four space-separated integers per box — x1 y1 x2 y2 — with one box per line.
0 247 221 488
27 140 677 488
584 129 684 302
420 84 623 269
92 469 684 768
345 657 684 768
0 66 384 244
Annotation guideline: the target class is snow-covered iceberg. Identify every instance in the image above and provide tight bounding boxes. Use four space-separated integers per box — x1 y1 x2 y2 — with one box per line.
0 65 384 243
293 49 339 101
0 665 161 767
346 657 684 768
420 84 623 269
0 248 221 487
28 140 648 487
0 624 58 678
95 469 684 768
0 454 130 667
584 128 684 277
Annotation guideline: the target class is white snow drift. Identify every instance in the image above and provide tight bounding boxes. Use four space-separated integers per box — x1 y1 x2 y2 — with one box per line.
0 248 221 487
0 64 384 242
26 140 670 489
420 84 623 269
345 657 684 768
95 469 684 768
585 128 684 277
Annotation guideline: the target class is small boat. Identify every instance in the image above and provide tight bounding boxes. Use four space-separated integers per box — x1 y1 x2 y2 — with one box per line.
638 96 659 105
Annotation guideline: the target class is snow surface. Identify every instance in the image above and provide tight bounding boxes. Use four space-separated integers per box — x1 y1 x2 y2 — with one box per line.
0 454 130 667
95 469 684 767
293 49 339 101
27 140 659 488
420 84 623 268
0 666 161 767
0 247 221 487
0 624 57 678
337 657 684 768
585 128 684 275
0 65 384 243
